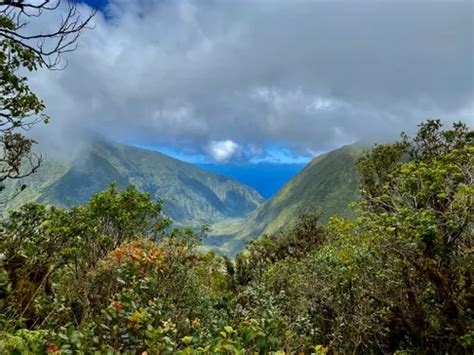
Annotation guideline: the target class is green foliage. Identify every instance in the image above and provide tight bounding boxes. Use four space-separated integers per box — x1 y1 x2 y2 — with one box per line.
0 329 51 354
228 213 326 287
226 120 473 353
0 184 171 330
354 120 473 352
0 120 471 353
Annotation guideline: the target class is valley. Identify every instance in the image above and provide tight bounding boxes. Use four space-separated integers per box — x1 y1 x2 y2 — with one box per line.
1 137 366 256
1 137 264 227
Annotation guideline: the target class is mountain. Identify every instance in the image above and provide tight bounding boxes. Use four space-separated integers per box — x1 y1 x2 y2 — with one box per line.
205 144 366 254
1 138 264 225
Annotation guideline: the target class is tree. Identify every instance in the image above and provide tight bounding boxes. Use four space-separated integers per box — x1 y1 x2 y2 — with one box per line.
0 184 171 328
0 1 94 184
356 120 473 351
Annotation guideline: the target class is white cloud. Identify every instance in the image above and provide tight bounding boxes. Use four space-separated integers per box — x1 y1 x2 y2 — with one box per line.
206 140 240 162
21 0 474 161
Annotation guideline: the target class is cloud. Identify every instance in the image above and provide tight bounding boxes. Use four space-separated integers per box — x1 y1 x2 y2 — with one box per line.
206 140 240 163
25 0 474 161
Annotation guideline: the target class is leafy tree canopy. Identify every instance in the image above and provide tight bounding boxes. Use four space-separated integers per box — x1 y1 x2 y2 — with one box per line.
0 120 471 353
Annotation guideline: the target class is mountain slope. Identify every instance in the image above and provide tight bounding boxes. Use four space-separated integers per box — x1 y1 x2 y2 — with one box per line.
1 138 264 225
207 144 366 254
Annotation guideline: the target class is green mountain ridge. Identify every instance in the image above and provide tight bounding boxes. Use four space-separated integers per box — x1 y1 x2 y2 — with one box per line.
1 138 264 226
2 140 367 255
206 144 367 254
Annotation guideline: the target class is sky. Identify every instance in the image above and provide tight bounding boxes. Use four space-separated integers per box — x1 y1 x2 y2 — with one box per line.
24 0 473 166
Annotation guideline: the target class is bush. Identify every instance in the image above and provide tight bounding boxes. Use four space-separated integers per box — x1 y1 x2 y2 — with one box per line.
0 121 471 353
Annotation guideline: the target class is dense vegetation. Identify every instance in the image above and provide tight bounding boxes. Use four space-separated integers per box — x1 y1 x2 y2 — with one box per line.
0 120 472 353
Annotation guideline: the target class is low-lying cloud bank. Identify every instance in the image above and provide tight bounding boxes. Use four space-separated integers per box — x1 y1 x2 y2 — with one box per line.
27 0 473 162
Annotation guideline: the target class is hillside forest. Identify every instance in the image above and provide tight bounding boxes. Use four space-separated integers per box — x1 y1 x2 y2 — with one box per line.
0 0 473 354
0 120 472 353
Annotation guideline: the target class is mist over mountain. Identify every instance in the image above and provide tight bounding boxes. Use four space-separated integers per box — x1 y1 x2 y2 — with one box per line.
1 137 263 226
